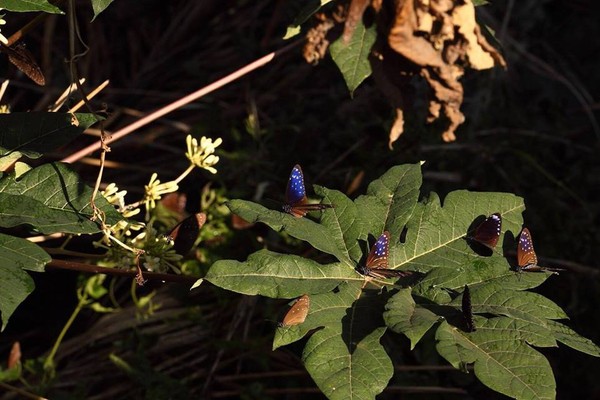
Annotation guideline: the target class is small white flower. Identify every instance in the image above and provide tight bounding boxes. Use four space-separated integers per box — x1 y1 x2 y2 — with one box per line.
143 173 179 211
186 135 222 174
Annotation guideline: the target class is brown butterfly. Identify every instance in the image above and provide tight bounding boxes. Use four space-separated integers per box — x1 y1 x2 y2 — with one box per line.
0 42 46 86
516 228 564 273
167 213 206 255
279 294 310 327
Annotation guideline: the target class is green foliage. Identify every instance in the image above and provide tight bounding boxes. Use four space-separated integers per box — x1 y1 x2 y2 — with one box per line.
283 0 334 39
0 113 97 163
91 0 115 20
0 235 44 330
205 163 600 400
0 0 63 13
0 163 121 234
330 20 376 95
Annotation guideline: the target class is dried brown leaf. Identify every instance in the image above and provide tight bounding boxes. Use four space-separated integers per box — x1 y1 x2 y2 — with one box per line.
378 0 504 142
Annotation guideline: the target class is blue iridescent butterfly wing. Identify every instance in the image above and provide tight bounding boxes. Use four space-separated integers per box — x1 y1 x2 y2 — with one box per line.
285 165 307 206
283 164 332 217
366 232 390 268
360 232 410 278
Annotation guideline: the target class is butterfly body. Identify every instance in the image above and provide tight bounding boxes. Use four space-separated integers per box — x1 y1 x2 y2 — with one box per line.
516 228 564 273
279 294 310 327
283 164 332 217
357 231 410 279
470 213 502 249
461 285 476 332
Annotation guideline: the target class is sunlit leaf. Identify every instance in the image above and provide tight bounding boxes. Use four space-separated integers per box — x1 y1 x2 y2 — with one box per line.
330 19 376 94
0 163 121 234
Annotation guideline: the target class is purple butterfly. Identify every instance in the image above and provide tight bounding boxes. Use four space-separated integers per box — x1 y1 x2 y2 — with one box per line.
282 164 332 217
471 213 502 249
357 231 410 279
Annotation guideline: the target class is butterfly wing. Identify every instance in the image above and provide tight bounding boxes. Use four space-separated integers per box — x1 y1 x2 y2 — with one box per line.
473 213 502 249
280 294 310 327
517 228 538 270
461 285 476 332
167 213 206 255
283 164 332 217
364 268 411 279
285 164 307 207
366 231 390 268
1 42 46 86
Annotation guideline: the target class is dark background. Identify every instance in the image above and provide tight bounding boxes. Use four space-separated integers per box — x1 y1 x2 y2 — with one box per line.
1 0 599 398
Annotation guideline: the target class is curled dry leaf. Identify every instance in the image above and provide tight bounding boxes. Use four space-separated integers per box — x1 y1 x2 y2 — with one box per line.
342 0 505 143
303 12 340 65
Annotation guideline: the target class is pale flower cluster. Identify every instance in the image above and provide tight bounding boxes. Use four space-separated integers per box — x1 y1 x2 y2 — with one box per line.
0 10 7 45
143 173 179 210
186 135 222 174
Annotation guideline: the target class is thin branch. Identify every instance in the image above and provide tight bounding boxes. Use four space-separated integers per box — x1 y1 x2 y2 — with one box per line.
61 39 304 164
46 259 199 284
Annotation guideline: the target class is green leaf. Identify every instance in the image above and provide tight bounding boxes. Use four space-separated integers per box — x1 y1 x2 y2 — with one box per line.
314 186 364 263
0 163 121 234
467 285 568 323
397 190 529 303
283 0 333 40
0 0 63 13
0 233 50 273
383 288 440 349
355 163 422 241
227 200 353 265
210 163 598 399
0 113 97 160
301 282 393 400
546 320 600 357
90 0 114 20
330 19 376 94
206 250 357 298
436 319 556 400
0 234 45 330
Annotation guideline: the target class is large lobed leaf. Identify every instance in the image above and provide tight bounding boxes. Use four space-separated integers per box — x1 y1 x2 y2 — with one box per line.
0 162 121 234
207 163 599 399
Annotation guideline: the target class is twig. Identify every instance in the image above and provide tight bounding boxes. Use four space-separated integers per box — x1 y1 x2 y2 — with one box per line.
0 382 47 400
46 259 199 284
61 39 305 164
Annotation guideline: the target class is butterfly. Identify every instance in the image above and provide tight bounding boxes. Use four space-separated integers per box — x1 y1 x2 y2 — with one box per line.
356 231 410 279
0 42 46 86
279 294 310 327
282 164 332 218
516 228 564 273
167 213 206 255
469 213 502 249
461 285 476 332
